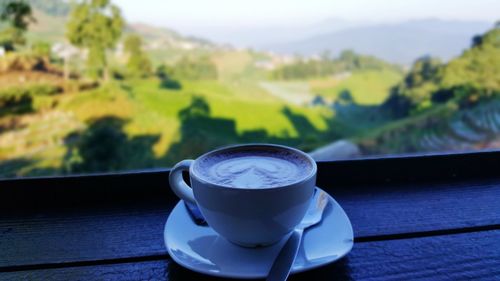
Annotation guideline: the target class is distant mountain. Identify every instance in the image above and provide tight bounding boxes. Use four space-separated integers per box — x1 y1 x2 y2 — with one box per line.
178 18 364 48
126 23 215 50
268 19 493 64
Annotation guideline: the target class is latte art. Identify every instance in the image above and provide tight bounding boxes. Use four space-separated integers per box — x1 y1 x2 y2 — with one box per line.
195 148 313 188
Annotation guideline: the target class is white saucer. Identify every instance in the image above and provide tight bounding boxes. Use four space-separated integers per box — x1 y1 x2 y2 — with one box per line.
164 187 354 279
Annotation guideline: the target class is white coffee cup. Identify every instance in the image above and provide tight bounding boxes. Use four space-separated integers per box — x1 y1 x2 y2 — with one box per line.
169 144 317 247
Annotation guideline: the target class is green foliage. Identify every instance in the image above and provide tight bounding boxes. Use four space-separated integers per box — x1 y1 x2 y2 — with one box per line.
123 34 142 54
0 84 60 98
272 59 332 80
386 56 443 110
124 34 152 78
155 64 175 80
155 64 181 89
0 0 35 50
171 56 218 80
27 84 61 96
66 0 124 80
381 87 414 118
404 56 442 88
0 90 31 116
0 84 59 117
337 50 397 71
0 52 48 72
440 26 500 93
0 85 31 104
127 52 152 78
160 78 181 90
384 23 500 117
272 50 401 80
0 0 34 30
0 26 22 50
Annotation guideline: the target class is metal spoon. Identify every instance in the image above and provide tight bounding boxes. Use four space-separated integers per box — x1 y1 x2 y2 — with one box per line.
184 201 207 226
266 189 330 281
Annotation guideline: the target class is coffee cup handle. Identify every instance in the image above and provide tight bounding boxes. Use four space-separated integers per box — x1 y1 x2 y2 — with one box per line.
169 159 196 205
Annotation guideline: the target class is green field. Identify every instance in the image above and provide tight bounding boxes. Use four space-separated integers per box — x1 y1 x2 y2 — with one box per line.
0 77 334 177
259 70 403 106
310 70 403 105
0 45 404 178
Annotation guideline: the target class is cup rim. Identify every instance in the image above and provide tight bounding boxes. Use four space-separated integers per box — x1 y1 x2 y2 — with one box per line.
189 143 317 190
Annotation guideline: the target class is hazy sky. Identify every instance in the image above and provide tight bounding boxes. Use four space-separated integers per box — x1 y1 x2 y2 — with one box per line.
118 0 499 28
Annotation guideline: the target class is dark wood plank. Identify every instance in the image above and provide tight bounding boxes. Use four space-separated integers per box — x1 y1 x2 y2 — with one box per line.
2 230 499 281
0 259 170 281
0 168 174 210
1 150 500 211
336 179 500 240
317 149 500 186
1 179 499 268
0 204 172 268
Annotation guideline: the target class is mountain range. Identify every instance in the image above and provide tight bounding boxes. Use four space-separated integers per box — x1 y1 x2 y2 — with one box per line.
265 19 493 64
174 17 493 64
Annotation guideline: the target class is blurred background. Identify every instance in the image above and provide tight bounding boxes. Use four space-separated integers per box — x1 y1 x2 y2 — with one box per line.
0 0 498 178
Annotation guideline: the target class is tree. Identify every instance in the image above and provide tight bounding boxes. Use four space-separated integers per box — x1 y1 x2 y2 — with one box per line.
172 56 217 80
382 86 413 118
155 64 181 89
123 34 152 78
441 24 500 93
404 56 442 88
0 0 35 51
156 64 174 80
382 23 500 115
66 0 124 81
338 50 359 70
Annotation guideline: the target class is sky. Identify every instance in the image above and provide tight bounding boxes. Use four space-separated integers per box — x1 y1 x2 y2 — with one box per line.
117 0 499 28
115 0 498 46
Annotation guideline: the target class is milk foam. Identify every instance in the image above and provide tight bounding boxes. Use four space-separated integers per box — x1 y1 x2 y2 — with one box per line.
195 148 312 188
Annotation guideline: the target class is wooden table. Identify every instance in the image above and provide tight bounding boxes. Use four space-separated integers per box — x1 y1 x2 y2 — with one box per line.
1 151 499 280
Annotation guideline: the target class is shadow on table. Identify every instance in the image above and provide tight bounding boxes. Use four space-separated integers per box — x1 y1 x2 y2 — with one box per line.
166 257 353 281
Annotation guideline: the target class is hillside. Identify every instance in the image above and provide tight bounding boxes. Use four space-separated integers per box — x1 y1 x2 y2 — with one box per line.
2 1 498 179
356 24 500 153
269 19 492 64
0 79 333 177
25 5 216 54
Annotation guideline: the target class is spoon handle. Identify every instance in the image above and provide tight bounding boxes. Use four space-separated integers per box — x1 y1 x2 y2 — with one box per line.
266 228 304 281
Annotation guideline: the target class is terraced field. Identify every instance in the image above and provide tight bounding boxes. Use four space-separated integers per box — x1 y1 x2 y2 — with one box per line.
0 78 333 177
358 99 500 154
418 101 500 151
0 110 84 176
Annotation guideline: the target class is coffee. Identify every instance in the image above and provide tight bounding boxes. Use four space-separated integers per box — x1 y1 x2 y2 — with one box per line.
194 147 314 189
170 144 317 246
